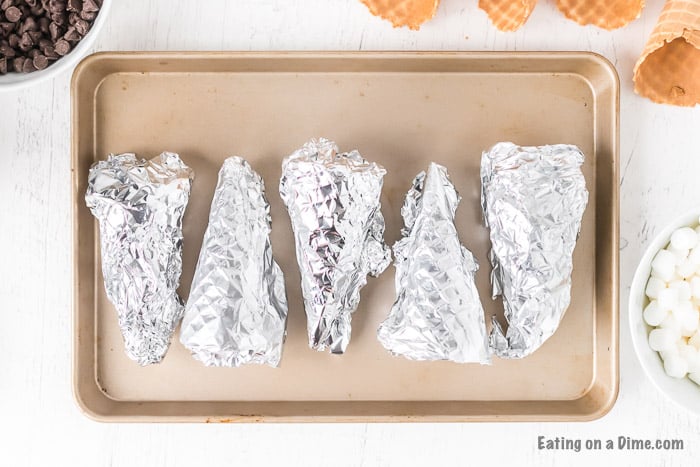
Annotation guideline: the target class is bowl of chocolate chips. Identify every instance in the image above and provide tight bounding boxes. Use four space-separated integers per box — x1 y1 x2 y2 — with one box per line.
0 0 110 90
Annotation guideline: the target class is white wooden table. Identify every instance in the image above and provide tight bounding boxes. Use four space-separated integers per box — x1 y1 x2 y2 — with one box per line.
1 1 697 465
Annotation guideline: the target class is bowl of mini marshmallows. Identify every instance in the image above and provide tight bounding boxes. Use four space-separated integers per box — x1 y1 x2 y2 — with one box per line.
630 209 700 414
0 0 110 91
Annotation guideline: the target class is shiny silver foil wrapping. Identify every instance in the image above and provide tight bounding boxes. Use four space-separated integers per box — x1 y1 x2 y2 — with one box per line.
481 142 588 359
179 157 288 367
85 152 194 365
279 138 391 354
377 163 490 364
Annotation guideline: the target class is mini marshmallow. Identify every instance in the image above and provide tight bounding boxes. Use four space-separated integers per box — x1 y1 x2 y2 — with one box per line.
688 246 700 265
652 249 676 282
678 305 700 337
690 372 700 385
657 287 679 313
679 344 700 373
643 300 667 326
669 246 690 264
691 277 700 299
671 227 699 251
660 313 683 335
645 277 666 299
677 260 698 279
669 280 692 301
649 328 677 351
689 331 700 350
672 299 695 319
660 349 678 361
664 355 689 378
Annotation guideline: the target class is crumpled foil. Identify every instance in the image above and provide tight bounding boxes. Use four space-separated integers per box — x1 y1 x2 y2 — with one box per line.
85 152 194 365
179 157 288 367
279 138 391 354
377 163 491 364
481 142 588 359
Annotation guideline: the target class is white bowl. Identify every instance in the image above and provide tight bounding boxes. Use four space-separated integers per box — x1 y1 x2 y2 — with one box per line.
0 0 111 91
629 208 700 414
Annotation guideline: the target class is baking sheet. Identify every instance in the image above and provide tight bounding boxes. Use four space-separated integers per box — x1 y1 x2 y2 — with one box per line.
72 52 619 422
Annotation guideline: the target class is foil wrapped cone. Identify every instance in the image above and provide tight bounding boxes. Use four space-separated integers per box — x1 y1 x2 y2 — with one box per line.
481 142 588 359
279 138 391 354
377 163 491 364
180 157 288 367
85 152 194 365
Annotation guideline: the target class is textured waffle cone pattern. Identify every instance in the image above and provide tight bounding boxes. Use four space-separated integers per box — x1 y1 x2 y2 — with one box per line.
478 0 538 31
360 0 440 30
557 0 644 30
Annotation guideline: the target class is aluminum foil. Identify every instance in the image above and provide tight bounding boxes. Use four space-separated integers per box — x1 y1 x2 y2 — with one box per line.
85 152 194 365
377 163 490 364
279 138 391 354
481 142 588 359
179 157 288 367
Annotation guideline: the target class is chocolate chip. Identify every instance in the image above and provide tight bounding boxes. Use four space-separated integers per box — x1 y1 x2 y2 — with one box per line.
12 55 23 70
0 21 13 35
48 20 61 40
32 53 47 69
42 44 56 58
63 25 79 41
8 33 19 47
22 56 35 72
74 17 87 35
0 39 14 57
0 0 16 11
78 9 94 20
28 30 41 42
54 38 69 55
0 56 7 74
27 47 38 58
18 31 33 51
4 5 22 22
20 16 38 33
30 5 44 16
38 16 48 32
82 0 97 13
26 0 38 7
49 11 65 25
48 0 66 13
66 0 80 12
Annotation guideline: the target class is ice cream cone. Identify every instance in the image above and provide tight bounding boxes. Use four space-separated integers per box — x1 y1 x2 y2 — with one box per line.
478 0 538 32
634 0 700 106
359 0 440 30
557 0 644 30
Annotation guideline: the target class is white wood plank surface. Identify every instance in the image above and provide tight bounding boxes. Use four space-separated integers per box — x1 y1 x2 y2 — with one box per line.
0 0 698 465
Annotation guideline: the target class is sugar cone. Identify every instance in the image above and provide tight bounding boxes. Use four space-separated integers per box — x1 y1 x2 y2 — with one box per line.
557 0 644 30
478 0 538 31
359 0 440 30
634 0 700 106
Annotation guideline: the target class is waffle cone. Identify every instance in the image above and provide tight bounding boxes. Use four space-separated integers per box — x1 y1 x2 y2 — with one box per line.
478 0 538 31
360 0 440 30
634 0 700 106
557 0 644 30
